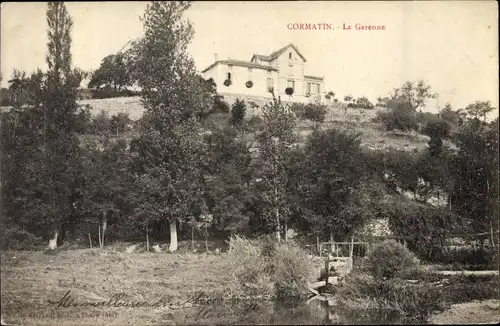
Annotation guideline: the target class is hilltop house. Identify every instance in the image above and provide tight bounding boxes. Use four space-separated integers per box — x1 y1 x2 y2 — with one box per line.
201 43 325 103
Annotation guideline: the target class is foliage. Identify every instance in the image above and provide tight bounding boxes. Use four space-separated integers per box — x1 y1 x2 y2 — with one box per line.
337 273 444 323
389 80 437 111
285 87 294 96
131 1 208 251
228 235 274 297
383 200 460 261
347 97 374 109
231 98 246 126
303 102 327 126
88 53 134 90
271 243 313 302
450 118 498 236
1 226 43 250
299 129 366 240
363 240 420 279
245 80 253 88
254 96 296 240
213 95 230 114
440 103 461 126
378 102 418 131
464 101 495 121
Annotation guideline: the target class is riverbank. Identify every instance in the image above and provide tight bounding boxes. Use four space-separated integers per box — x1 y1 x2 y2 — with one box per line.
428 299 499 324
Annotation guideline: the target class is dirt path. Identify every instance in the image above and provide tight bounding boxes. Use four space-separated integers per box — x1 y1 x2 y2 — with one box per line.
428 299 499 324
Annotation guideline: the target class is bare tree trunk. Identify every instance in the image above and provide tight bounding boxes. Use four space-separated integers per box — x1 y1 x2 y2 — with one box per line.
48 229 58 250
284 216 288 242
490 221 496 249
169 219 178 252
98 226 102 249
88 232 92 249
330 232 334 254
205 226 208 253
191 225 194 251
316 236 320 256
101 216 107 249
275 184 281 242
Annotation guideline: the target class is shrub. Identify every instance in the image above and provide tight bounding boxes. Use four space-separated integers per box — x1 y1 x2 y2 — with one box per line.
228 235 274 297
213 96 230 113
338 272 444 323
303 102 327 125
363 240 420 279
1 227 42 250
271 243 313 302
375 104 418 132
289 103 306 120
231 98 246 126
423 119 451 138
285 87 294 96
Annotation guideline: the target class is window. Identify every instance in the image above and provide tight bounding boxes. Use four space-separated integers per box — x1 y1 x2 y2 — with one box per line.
289 52 292 59
287 79 295 89
227 72 231 80
307 82 311 94
267 77 273 90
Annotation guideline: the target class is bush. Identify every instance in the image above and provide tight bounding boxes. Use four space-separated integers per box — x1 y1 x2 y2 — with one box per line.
228 235 274 297
423 119 451 138
289 103 306 120
271 243 313 302
338 272 444 323
231 98 246 126
247 115 263 132
303 102 327 124
363 240 420 279
213 96 230 113
374 104 418 132
1 227 42 250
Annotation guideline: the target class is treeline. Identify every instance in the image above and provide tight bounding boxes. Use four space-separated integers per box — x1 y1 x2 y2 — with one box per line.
1 3 498 264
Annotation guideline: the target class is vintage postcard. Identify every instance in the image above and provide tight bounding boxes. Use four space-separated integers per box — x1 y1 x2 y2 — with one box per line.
1 1 498 325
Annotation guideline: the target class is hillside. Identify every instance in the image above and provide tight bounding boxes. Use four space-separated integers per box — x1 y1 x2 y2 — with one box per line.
76 95 454 153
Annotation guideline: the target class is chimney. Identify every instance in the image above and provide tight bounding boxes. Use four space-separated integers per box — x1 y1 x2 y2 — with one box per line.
214 53 218 62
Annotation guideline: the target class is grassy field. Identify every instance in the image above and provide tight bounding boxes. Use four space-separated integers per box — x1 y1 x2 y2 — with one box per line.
1 247 242 326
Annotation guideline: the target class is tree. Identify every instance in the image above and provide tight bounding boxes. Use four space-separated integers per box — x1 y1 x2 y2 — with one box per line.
440 103 460 126
303 102 327 129
450 118 499 247
88 53 132 91
255 95 296 241
299 129 366 241
132 1 207 252
390 80 437 111
231 98 246 127
42 2 83 249
464 101 495 122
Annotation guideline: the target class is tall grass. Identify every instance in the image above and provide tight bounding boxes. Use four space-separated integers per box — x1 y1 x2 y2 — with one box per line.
227 235 313 302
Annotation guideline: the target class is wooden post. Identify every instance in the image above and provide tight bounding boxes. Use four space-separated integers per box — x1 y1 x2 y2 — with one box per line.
324 258 330 284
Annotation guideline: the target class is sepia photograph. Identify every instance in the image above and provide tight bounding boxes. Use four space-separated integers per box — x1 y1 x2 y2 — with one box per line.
1 1 498 325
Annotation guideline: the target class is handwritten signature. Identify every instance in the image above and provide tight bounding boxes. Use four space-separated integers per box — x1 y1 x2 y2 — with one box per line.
47 290 264 323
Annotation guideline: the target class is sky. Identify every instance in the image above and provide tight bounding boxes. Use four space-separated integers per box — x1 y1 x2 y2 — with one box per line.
1 1 498 118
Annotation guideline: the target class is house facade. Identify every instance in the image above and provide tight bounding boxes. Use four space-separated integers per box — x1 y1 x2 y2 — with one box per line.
201 43 325 103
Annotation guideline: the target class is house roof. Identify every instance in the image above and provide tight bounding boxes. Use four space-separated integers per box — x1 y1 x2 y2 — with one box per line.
251 43 307 63
201 60 278 73
304 75 324 81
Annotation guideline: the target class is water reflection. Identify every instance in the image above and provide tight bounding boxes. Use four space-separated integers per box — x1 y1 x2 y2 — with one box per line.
172 298 407 325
